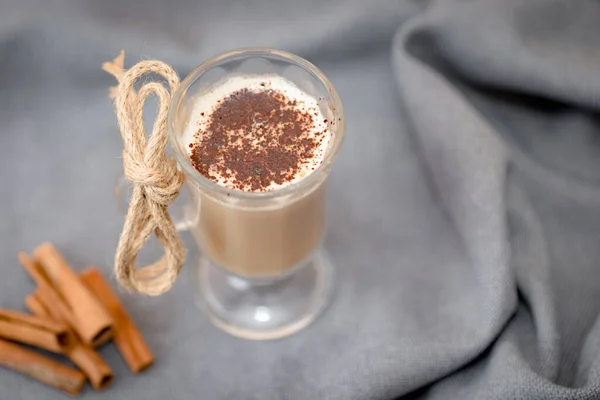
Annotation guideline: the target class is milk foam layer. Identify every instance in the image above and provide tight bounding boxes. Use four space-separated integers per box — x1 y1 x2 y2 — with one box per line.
184 75 332 191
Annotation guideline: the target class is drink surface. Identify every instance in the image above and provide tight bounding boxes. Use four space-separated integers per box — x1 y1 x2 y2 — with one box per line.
185 75 331 192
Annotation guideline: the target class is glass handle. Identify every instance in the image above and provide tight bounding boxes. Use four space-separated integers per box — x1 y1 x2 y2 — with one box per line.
114 174 194 232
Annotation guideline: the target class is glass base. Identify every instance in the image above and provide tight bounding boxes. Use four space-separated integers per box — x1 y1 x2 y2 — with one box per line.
193 249 335 340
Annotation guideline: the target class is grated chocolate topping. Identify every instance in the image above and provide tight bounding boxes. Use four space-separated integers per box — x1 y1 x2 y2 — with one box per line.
189 86 327 192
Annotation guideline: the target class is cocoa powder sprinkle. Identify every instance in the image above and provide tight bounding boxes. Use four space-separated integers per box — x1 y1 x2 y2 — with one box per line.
189 87 326 192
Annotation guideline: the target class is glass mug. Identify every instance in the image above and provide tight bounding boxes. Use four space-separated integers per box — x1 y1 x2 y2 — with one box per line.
118 48 345 340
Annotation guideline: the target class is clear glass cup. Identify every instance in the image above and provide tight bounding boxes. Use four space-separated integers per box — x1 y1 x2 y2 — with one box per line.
119 48 345 340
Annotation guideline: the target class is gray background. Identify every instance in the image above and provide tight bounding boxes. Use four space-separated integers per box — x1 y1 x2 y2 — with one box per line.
3 0 600 399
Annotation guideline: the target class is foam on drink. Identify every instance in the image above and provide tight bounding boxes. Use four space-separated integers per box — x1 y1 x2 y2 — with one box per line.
184 75 332 192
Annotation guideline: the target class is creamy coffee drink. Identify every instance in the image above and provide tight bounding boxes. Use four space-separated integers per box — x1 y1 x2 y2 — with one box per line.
184 75 333 277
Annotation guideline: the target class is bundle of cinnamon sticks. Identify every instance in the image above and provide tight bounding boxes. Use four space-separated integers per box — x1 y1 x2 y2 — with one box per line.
0 242 154 395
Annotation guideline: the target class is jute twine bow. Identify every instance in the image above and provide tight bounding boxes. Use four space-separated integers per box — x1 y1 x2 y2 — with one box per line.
103 51 186 296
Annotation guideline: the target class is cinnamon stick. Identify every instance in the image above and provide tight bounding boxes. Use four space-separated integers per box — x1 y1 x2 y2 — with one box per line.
26 292 115 390
20 244 114 347
19 252 78 328
0 338 86 395
81 268 154 373
24 294 47 321
0 309 72 353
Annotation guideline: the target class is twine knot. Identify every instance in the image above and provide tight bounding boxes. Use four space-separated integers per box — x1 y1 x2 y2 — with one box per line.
103 51 186 296
122 147 183 206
